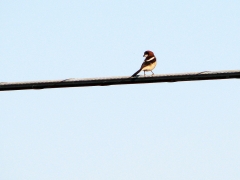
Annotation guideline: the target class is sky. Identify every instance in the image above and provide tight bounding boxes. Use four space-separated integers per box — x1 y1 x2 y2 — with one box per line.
1 1 240 179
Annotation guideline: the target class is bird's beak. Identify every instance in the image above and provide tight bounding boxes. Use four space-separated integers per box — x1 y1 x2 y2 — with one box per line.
143 54 148 57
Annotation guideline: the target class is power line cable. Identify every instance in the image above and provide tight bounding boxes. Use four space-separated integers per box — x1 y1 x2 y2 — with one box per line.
0 70 239 91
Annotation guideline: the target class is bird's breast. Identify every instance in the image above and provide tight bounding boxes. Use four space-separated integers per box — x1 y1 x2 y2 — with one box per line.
142 61 157 71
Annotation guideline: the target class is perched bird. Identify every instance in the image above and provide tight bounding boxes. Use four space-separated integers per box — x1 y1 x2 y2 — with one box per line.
131 50 157 77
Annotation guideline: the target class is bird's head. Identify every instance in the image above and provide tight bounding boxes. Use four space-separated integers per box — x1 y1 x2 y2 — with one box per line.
143 50 154 58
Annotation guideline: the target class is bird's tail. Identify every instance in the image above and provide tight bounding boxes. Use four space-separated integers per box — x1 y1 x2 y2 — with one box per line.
131 69 141 77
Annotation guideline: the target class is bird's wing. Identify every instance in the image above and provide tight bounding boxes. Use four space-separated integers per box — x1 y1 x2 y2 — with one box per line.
140 61 153 69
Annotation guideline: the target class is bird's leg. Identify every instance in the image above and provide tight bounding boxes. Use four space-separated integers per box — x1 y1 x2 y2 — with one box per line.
151 71 154 76
144 71 146 76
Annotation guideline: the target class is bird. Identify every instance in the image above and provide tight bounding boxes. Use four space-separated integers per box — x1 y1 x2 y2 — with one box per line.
131 50 157 77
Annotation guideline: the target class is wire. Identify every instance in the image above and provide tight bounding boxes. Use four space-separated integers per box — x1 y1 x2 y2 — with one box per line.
0 70 239 91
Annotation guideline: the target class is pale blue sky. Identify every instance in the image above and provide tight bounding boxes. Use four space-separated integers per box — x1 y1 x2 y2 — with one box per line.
1 1 240 179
